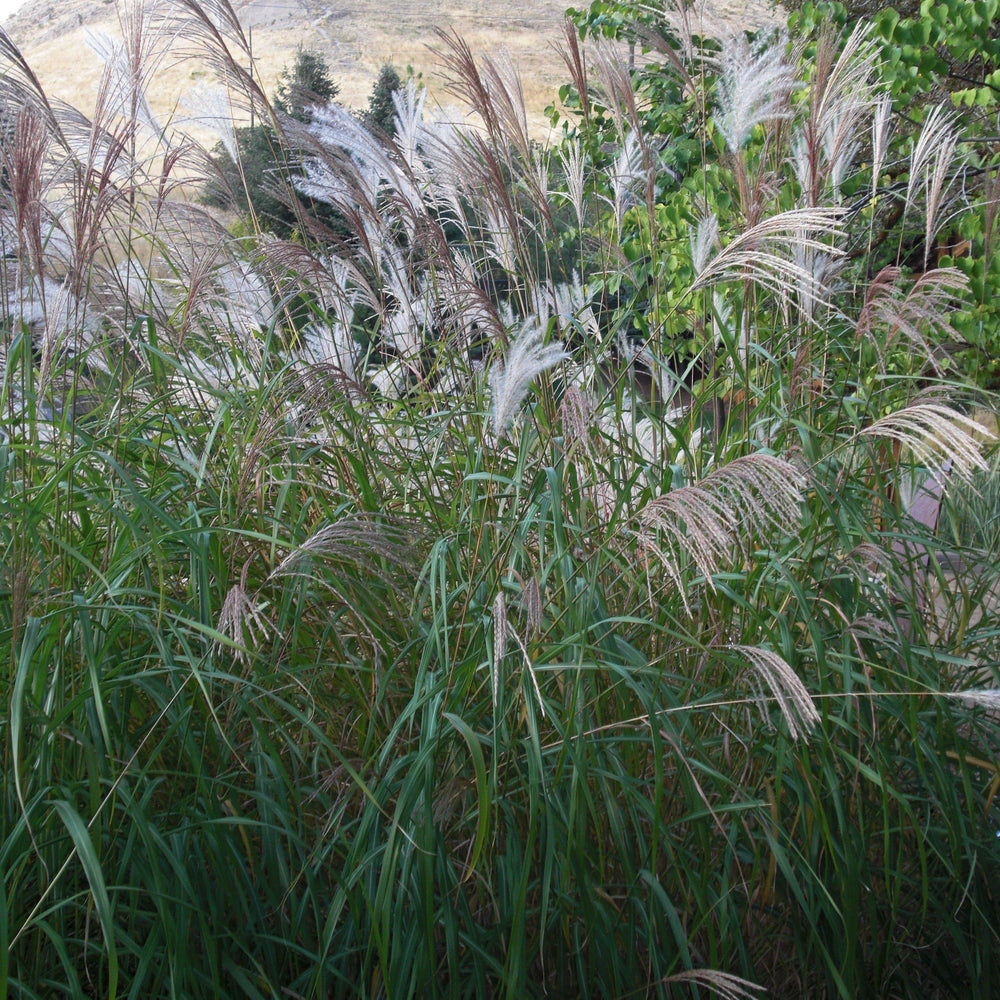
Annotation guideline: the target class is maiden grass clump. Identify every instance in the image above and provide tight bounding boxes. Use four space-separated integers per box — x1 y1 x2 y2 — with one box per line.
1 1 999 997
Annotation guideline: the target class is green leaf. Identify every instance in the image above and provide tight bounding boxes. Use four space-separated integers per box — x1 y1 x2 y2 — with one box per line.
51 800 118 1000
443 712 491 878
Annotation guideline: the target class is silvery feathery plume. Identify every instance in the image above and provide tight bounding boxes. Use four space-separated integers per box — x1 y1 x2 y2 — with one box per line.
610 130 645 232
352 160 387 211
6 278 91 363
392 78 428 174
294 157 354 208
732 644 820 742
636 454 805 613
559 383 595 453
793 22 877 202
812 23 878 132
215 563 270 665
182 83 237 160
531 146 551 210
902 106 963 267
714 30 800 154
545 274 589 331
379 241 421 327
705 288 727 335
871 96 894 203
301 320 358 381
946 689 1000 711
301 102 423 223
86 27 163 141
592 37 640 144
564 357 602 395
433 253 500 344
369 358 410 401
857 402 992 482
661 969 764 1000
614 330 663 403
318 253 363 335
483 49 531 158
822 111 861 201
482 200 518 273
491 593 507 709
357 213 400 298
429 361 474 398
791 118 860 206
269 512 419 590
490 317 569 434
36 280 78 395
415 112 469 222
791 236 843 321
60 126 127 184
791 130 812 195
559 137 586 230
306 101 385 167
855 266 967 374
170 351 262 411
383 297 430 361
691 206 845 303
690 212 720 274
209 259 276 344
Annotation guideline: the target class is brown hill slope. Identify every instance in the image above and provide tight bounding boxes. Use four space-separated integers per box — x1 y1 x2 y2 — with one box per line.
3 0 779 138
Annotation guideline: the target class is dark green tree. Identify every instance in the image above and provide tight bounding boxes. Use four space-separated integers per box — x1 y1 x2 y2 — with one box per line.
202 49 342 237
360 63 402 137
274 47 339 123
203 53 410 241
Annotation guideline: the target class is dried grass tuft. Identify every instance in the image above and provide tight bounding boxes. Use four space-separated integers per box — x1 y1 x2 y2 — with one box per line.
215 562 271 664
663 968 765 1000
637 455 805 611
490 319 568 434
732 643 820 741
858 402 993 482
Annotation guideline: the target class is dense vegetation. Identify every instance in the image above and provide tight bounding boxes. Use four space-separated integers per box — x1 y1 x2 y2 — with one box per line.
1 0 999 997
201 49 402 237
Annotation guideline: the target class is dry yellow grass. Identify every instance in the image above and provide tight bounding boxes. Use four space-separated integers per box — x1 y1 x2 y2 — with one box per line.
6 0 779 143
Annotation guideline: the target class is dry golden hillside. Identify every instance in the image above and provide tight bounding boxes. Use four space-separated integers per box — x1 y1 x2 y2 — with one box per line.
3 0 779 140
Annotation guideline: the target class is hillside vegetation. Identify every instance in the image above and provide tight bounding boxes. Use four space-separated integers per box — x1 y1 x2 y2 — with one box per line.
1 0 999 997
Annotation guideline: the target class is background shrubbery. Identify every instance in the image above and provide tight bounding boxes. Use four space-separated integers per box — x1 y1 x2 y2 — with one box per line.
201 48 402 238
0 1 999 997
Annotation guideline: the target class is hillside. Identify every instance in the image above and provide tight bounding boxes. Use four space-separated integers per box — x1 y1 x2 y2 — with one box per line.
2 0 779 138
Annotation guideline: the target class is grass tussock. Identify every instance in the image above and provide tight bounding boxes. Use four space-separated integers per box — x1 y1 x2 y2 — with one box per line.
0 1 998 997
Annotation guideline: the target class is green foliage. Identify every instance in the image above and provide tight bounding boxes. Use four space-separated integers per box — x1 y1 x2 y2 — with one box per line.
567 0 663 41
787 0 1000 379
202 50 386 240
940 437 1000 554
791 0 1000 108
557 0 1000 389
201 49 344 238
201 120 306 234
274 46 340 121
361 62 403 136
